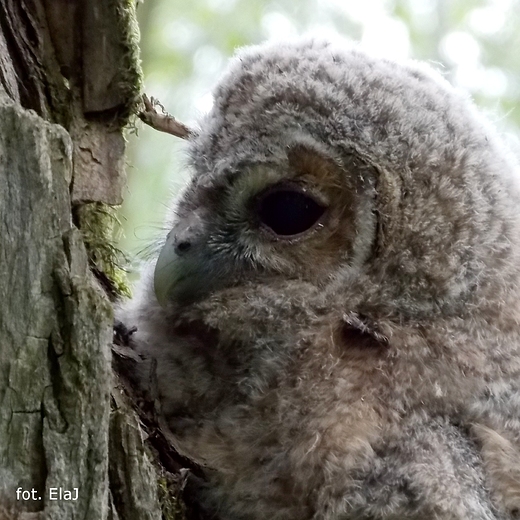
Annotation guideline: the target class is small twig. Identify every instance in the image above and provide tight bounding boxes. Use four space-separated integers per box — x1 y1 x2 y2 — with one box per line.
139 94 195 139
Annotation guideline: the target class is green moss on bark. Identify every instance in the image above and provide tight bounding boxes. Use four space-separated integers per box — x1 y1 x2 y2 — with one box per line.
74 203 131 299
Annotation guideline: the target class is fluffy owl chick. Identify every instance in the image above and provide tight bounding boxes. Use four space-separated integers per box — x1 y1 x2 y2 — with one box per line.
121 38 520 520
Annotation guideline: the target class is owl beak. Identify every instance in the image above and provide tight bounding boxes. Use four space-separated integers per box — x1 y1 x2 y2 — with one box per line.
153 226 222 307
154 231 181 306
154 211 209 306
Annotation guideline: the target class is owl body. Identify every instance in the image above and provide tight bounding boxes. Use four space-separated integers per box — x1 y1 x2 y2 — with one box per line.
122 39 520 519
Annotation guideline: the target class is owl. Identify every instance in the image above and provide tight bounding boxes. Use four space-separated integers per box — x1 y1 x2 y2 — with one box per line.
121 38 520 519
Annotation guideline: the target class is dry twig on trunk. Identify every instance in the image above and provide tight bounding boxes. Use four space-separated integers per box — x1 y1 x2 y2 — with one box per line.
139 94 195 139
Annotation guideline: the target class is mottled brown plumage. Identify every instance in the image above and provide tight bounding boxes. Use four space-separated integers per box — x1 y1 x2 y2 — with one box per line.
120 38 520 519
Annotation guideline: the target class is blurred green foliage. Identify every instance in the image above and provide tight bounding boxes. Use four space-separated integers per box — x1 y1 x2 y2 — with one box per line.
120 0 520 272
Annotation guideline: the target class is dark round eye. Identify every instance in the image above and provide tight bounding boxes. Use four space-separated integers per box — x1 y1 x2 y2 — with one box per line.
256 186 326 237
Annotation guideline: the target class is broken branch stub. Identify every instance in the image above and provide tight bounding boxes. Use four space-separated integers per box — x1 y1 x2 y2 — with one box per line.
139 94 195 139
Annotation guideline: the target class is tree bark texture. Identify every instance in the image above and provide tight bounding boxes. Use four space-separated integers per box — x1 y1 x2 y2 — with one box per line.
0 1 163 518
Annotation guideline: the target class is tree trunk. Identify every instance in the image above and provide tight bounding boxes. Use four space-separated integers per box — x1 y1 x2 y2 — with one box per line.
0 1 165 518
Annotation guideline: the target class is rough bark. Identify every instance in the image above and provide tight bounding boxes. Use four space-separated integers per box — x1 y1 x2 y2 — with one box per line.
0 1 164 518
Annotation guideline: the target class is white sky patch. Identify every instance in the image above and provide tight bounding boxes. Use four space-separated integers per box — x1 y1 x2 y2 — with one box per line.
454 64 485 92
323 0 410 58
440 31 480 65
455 65 508 97
261 12 298 40
304 24 354 47
491 0 515 9
469 7 505 35
326 0 391 24
478 67 508 97
361 17 411 59
406 0 439 34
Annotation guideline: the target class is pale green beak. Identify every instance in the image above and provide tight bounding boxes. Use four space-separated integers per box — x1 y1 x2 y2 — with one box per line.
153 230 229 306
153 231 182 306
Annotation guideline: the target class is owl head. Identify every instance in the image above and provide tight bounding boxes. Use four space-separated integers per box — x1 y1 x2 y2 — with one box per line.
154 38 520 323
128 38 520 519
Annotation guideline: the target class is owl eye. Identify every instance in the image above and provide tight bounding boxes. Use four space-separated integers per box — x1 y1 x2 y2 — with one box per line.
255 185 326 237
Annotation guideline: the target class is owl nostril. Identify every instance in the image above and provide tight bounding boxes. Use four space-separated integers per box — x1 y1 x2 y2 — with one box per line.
175 240 191 254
